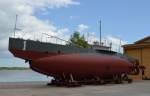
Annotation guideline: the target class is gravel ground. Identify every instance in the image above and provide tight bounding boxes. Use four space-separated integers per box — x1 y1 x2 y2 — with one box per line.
0 80 150 96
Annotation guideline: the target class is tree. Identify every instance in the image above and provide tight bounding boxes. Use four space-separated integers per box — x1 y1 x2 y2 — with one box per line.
68 31 89 48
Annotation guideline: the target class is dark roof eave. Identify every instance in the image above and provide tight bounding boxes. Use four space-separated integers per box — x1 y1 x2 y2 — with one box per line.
122 43 150 49
134 36 150 44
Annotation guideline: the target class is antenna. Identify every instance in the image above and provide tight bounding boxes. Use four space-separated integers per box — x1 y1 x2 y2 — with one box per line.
14 14 18 38
99 19 102 46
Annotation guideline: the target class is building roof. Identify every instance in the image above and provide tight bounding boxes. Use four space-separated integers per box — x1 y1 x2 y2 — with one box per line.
122 36 150 49
134 36 150 44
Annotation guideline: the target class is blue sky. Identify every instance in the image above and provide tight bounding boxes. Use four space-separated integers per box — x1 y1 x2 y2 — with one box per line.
35 0 150 43
0 0 150 67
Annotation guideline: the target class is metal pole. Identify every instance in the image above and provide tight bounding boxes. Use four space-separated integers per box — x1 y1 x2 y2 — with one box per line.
14 14 18 38
99 19 102 46
118 38 121 53
110 42 112 51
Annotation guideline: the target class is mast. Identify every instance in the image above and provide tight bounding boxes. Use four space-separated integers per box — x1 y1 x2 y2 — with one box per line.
99 19 102 46
14 14 18 38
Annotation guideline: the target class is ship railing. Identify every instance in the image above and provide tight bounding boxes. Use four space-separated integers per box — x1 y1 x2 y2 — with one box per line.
42 33 69 45
41 33 84 48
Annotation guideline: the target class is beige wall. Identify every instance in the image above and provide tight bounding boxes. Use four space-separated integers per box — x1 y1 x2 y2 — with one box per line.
142 48 150 77
125 48 141 64
125 48 142 79
124 47 150 79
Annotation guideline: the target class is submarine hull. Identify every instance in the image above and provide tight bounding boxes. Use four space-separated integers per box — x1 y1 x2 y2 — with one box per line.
30 54 133 80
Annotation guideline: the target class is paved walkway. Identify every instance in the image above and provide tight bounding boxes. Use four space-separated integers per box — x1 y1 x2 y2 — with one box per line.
0 80 150 96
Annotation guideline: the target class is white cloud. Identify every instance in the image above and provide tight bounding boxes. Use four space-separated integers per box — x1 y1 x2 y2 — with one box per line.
69 16 74 19
69 15 78 20
0 0 79 60
26 0 80 8
77 24 89 33
86 32 98 44
105 36 127 52
106 35 127 46
87 34 127 53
